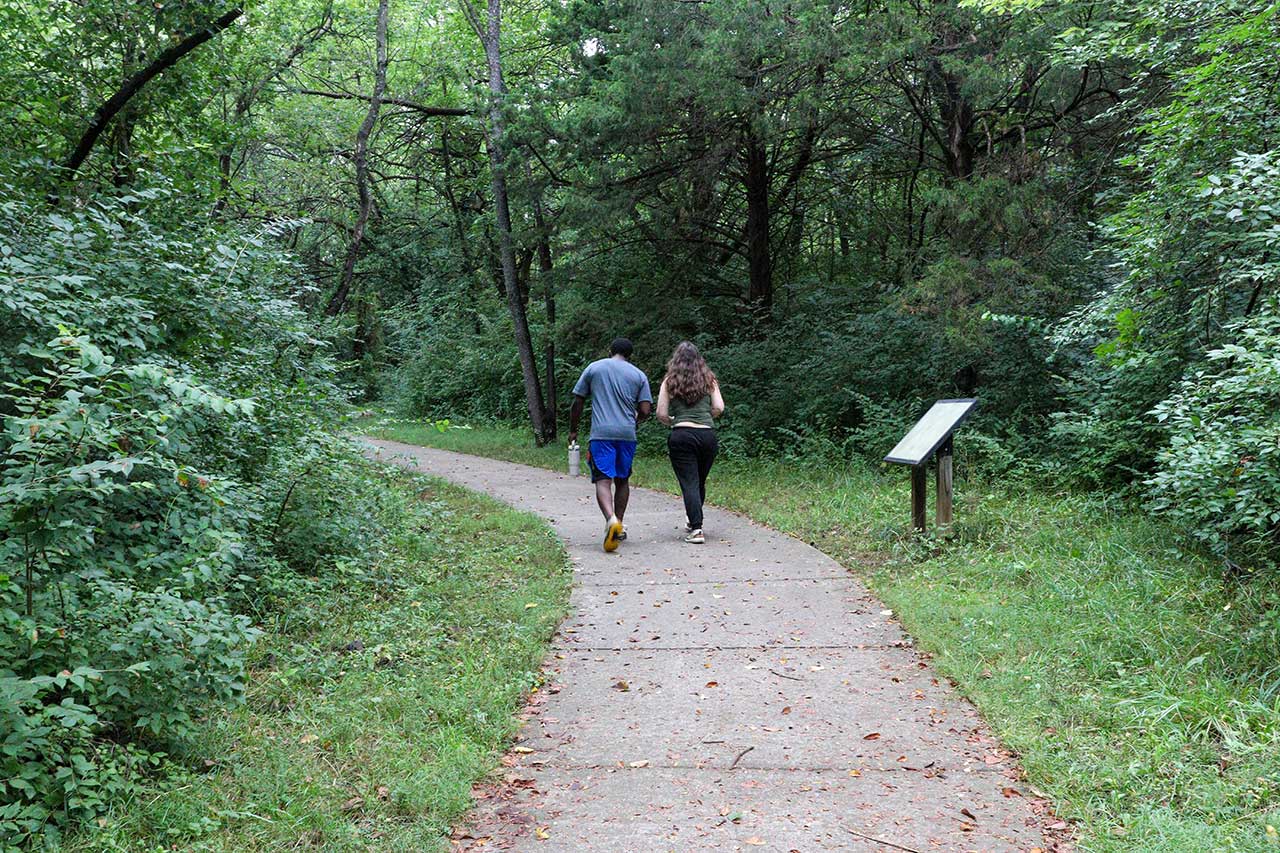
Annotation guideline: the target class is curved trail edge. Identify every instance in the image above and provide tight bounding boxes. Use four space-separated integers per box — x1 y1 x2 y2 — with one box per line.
363 437 1069 853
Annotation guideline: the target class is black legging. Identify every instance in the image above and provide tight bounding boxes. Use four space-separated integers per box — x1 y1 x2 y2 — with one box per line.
667 427 718 529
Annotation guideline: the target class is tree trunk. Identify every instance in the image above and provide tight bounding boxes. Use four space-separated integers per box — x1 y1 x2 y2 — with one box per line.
461 0 549 444
326 0 389 317
59 7 243 183
927 5 976 182
743 127 772 308
933 65 975 180
528 165 557 440
439 84 477 276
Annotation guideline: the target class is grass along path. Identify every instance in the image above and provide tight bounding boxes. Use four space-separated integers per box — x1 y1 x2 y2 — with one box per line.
363 417 1280 853
67 464 571 852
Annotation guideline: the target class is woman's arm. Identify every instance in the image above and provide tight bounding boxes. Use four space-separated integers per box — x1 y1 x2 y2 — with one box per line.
710 381 725 418
656 379 673 425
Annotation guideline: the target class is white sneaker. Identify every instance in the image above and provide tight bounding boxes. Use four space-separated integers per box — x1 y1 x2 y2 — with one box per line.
684 528 705 544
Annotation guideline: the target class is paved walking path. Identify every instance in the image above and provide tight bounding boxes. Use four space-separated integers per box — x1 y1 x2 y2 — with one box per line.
364 439 1054 853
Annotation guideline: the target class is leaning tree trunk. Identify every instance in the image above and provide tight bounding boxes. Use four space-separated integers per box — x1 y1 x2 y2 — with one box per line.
461 0 549 444
326 0 389 318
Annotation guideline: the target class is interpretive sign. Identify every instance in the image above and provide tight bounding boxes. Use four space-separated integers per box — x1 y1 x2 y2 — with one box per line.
884 399 977 532
884 399 977 467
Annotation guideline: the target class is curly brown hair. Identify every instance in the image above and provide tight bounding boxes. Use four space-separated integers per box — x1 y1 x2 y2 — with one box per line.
663 341 716 404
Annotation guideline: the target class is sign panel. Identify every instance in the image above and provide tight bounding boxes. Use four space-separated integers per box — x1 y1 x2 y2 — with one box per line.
884 399 977 467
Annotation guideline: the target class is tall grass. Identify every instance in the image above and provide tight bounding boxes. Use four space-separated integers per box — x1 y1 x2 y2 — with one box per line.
66 467 571 852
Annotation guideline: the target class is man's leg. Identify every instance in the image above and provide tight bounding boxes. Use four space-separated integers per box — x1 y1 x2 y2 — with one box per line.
590 440 616 520
613 440 636 526
595 478 614 520
591 440 625 552
614 477 630 521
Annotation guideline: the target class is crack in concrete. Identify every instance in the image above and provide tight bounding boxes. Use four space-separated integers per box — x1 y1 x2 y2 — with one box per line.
555 643 911 652
502 762 1012 774
575 575 856 587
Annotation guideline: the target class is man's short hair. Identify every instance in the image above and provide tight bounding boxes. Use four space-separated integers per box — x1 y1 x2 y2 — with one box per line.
610 337 634 358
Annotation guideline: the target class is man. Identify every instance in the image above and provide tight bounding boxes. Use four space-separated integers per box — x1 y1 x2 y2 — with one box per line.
568 338 652 552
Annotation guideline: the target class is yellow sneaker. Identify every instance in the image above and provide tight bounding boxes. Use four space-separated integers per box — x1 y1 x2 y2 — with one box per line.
604 517 623 552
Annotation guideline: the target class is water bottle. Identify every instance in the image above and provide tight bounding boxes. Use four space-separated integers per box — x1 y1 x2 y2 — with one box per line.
568 441 581 476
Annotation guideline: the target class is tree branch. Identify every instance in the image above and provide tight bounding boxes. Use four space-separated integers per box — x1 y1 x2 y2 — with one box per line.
326 0 389 317
61 7 244 180
295 88 471 116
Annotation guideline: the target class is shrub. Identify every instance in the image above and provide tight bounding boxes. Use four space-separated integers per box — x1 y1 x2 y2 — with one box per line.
0 182 359 847
1148 306 1280 565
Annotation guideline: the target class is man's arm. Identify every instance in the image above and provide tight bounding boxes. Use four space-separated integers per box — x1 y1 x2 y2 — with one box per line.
636 374 653 425
568 395 585 444
568 364 593 444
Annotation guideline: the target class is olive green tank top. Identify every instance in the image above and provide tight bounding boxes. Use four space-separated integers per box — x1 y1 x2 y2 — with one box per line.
669 393 715 428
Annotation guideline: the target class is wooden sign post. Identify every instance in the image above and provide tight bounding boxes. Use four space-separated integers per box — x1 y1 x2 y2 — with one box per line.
884 399 976 533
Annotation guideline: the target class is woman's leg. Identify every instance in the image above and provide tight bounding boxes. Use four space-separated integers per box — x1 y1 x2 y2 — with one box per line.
668 430 705 529
696 430 718 510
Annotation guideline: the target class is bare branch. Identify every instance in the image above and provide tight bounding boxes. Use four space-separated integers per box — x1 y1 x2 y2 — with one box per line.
295 88 471 117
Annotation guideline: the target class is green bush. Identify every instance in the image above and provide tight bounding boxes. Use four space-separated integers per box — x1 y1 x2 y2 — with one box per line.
1148 307 1280 565
389 297 529 421
0 182 363 847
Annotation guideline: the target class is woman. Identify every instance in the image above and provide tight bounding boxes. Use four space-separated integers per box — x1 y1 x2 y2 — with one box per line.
656 342 725 544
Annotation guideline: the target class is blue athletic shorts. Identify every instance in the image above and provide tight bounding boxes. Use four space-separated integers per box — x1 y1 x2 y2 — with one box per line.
588 440 637 482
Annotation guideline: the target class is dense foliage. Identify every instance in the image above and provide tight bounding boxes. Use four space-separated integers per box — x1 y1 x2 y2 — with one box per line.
0 183 363 846
3 0 1280 844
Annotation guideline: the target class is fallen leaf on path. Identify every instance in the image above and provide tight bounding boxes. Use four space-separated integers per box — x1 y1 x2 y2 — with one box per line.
862 732 881 740
781 706 792 715
848 769 862 777
512 746 534 754
611 680 630 691
960 807 977 821
629 760 650 768
744 837 766 846
705 681 718 688
535 826 550 840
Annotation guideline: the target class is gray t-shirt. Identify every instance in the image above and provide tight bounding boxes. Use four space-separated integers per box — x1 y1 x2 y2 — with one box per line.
573 357 652 442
